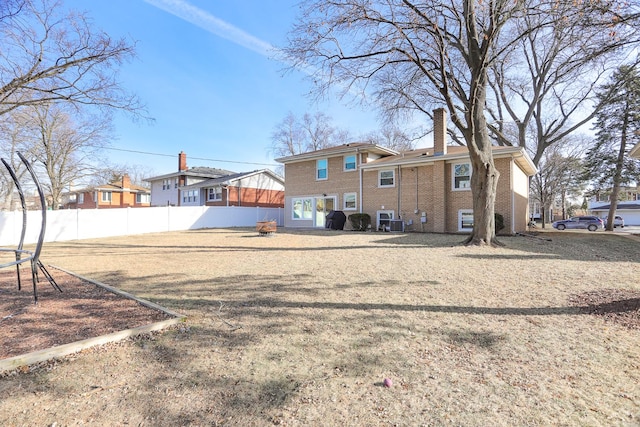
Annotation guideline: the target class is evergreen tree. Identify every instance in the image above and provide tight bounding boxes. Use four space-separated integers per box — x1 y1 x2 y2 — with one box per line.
583 65 640 231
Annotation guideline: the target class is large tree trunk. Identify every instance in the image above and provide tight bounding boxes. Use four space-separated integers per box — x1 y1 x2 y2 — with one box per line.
462 35 501 247
465 149 501 246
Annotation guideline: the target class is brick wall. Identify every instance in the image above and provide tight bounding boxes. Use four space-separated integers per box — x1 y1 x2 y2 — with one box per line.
284 156 360 207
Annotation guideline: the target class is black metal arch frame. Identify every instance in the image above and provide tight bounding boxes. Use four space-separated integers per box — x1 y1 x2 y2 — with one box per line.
1 151 61 303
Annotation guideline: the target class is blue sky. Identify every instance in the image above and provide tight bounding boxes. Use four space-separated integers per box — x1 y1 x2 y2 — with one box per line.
62 0 385 176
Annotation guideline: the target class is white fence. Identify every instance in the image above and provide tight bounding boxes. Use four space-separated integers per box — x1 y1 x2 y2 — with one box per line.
0 206 285 246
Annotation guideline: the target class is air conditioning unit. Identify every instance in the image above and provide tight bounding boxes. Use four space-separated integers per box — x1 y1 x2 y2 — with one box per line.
389 219 404 232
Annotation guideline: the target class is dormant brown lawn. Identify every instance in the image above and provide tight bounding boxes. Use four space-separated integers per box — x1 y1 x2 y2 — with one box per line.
1 228 639 426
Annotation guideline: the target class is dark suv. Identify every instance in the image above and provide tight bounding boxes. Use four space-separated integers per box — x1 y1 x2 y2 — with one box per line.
552 216 604 232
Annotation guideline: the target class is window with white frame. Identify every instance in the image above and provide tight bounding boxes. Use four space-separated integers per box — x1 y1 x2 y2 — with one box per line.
379 170 395 187
136 193 150 203
78 193 84 204
344 155 356 171
292 197 313 219
317 159 328 180
174 178 179 189
101 191 112 202
162 179 170 190
183 189 198 203
453 163 471 190
208 187 222 201
458 210 474 231
344 193 357 210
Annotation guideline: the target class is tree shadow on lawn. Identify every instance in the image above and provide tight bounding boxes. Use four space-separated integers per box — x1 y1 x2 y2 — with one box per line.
376 232 640 262
81 270 637 322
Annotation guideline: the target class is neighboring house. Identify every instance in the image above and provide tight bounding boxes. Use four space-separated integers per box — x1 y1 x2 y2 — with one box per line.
145 152 284 208
63 174 151 209
276 109 537 234
588 186 640 226
585 143 640 225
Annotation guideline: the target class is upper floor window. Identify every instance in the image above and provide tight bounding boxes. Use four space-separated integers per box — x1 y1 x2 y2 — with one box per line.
344 155 356 171
208 187 222 201
317 159 328 180
101 191 112 202
453 162 471 190
162 179 170 190
344 192 357 210
174 178 179 189
379 170 395 187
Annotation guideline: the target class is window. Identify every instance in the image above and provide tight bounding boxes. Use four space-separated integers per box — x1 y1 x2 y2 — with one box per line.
162 179 170 190
317 159 328 180
292 198 313 219
344 155 356 171
459 210 474 231
183 189 198 203
101 191 112 202
379 170 395 187
174 178 179 189
136 193 150 203
453 163 471 190
344 193 356 210
78 193 84 204
208 187 222 201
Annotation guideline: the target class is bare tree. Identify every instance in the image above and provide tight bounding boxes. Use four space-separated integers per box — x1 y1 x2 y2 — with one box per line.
0 108 36 210
270 112 306 157
286 0 541 246
25 103 111 209
0 0 144 118
270 111 350 157
365 126 415 152
285 0 640 245
89 163 155 188
488 1 640 165
530 139 587 228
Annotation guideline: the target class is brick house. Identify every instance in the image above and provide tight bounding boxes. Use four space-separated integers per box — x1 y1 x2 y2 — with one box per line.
145 152 284 208
64 174 151 209
276 109 537 234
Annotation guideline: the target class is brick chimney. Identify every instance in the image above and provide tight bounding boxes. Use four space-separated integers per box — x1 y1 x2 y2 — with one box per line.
121 174 131 189
433 108 447 156
178 151 187 171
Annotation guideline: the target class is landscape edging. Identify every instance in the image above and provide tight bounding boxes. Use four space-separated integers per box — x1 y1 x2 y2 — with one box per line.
0 266 186 373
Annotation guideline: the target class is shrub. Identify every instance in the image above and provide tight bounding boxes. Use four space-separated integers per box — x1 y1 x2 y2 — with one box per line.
495 213 505 234
348 213 371 231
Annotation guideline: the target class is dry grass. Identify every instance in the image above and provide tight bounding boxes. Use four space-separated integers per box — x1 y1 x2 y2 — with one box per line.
1 228 639 426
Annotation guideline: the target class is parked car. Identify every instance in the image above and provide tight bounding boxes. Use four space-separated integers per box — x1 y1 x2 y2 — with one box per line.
604 215 625 228
552 216 604 232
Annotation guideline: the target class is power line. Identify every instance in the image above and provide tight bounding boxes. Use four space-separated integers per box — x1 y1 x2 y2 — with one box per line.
104 146 279 167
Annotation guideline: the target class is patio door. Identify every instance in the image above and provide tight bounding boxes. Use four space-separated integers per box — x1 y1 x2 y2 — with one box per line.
315 197 335 228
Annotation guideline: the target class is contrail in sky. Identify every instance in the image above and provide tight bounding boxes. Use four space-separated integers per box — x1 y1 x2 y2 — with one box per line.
142 0 348 95
143 0 276 57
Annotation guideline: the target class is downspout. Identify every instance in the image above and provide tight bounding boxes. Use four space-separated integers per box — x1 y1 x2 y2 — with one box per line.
226 186 230 207
358 150 363 213
511 159 516 234
397 165 401 217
